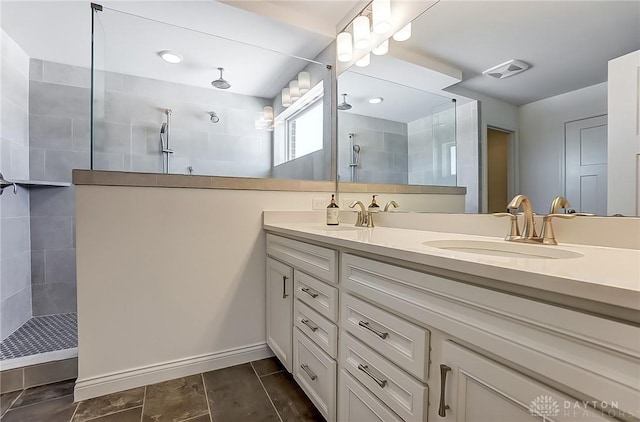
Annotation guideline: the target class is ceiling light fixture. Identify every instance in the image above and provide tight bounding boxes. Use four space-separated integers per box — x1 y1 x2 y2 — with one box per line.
353 15 371 49
158 50 183 64
372 0 391 34
372 39 388 56
289 80 300 102
368 97 384 104
298 72 311 94
337 32 353 62
355 53 371 67
392 22 411 42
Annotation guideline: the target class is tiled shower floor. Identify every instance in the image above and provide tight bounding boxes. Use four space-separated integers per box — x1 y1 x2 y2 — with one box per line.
0 314 77 360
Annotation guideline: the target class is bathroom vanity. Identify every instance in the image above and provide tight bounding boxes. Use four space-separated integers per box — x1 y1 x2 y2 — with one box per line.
264 215 640 421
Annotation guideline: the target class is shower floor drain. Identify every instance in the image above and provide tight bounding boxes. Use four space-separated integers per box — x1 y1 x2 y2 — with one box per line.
0 313 77 360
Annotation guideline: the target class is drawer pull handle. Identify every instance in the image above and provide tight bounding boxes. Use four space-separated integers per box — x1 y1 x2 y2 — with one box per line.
358 321 389 339
301 287 319 298
300 364 317 381
301 319 318 332
282 276 289 299
438 364 451 417
357 364 387 388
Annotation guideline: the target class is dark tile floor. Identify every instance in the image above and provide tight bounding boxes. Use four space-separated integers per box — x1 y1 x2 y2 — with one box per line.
0 358 324 422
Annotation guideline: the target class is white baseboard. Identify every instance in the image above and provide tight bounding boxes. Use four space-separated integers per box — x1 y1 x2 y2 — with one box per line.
74 343 273 401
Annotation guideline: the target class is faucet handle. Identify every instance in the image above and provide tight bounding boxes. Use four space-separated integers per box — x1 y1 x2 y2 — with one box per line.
493 212 521 240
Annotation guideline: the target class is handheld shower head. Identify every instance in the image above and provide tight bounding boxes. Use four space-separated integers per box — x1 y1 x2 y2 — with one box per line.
353 145 361 153
212 67 231 90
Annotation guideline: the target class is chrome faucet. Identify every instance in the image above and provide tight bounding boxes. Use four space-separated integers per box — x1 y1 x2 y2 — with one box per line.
348 200 368 227
507 194 537 240
384 201 399 212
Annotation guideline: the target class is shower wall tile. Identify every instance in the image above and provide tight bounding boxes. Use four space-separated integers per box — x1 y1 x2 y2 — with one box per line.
30 216 74 251
1 185 29 218
42 61 91 88
29 58 43 82
43 149 90 182
1 251 31 302
29 186 75 217
1 58 29 112
94 152 126 171
0 286 32 341
29 148 46 180
43 249 76 285
29 114 73 150
31 250 45 285
1 217 30 256
29 80 90 119
31 283 76 316
1 96 29 146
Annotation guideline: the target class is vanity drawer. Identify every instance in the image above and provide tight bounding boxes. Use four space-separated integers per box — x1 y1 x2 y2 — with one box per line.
338 370 403 422
341 333 428 422
295 270 338 322
293 328 337 422
266 234 337 284
294 299 338 359
342 293 429 381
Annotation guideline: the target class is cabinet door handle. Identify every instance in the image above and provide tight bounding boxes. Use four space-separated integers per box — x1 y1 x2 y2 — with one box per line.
301 319 318 332
301 287 319 298
300 364 317 381
282 276 289 299
358 321 389 339
357 364 387 388
438 364 451 417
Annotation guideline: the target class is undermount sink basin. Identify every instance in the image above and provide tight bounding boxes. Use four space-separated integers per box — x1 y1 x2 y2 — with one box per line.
305 225 367 232
423 240 583 260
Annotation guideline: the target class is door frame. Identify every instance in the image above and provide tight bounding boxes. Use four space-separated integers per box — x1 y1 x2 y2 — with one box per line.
486 125 519 209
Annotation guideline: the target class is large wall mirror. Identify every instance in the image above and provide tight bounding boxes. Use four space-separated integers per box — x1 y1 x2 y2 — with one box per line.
337 0 640 215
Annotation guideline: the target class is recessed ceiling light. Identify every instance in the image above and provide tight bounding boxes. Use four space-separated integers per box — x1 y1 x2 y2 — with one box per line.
158 50 183 64
368 97 384 104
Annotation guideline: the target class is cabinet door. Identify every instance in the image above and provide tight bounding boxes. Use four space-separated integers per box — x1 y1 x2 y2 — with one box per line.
439 341 617 422
266 257 294 372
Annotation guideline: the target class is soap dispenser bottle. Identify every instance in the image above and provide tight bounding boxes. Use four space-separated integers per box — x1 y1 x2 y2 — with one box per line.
368 195 381 213
326 194 339 226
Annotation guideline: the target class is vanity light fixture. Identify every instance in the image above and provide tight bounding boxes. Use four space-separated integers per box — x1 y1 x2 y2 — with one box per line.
355 53 371 67
372 0 391 34
372 39 389 56
282 88 292 107
255 107 274 131
368 97 384 104
158 50 183 64
392 22 411 41
353 15 371 49
298 72 311 94
289 80 300 101
337 32 353 62
263 106 274 123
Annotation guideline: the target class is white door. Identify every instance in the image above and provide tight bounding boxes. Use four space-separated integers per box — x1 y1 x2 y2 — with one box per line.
441 341 616 422
266 257 293 372
565 115 607 215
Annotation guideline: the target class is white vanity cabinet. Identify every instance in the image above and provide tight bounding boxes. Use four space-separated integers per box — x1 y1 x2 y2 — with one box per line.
265 232 640 422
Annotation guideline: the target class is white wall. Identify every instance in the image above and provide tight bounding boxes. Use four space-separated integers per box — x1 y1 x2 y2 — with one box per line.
518 83 607 214
74 185 464 399
607 50 640 216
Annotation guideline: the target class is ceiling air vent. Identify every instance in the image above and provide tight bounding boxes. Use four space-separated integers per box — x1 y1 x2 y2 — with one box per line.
482 59 530 79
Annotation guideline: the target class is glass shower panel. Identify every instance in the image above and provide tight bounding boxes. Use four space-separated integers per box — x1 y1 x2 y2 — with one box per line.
90 7 330 180
431 100 457 186
90 5 106 170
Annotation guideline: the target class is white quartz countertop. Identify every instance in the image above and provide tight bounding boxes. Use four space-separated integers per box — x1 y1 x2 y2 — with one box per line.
264 221 640 312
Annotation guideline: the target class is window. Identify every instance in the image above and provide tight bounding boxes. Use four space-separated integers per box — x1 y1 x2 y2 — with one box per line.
286 98 323 161
274 81 324 166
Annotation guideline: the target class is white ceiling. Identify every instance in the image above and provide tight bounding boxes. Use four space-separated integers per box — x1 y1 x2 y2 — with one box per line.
404 0 640 106
0 1 337 98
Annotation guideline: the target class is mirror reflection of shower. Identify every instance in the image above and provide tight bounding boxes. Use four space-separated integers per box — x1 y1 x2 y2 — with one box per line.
160 109 174 174
209 111 220 123
348 133 360 182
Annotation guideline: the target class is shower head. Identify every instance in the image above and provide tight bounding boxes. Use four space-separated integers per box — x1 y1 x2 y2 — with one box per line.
353 144 361 153
212 67 231 90
160 122 167 134
337 93 352 111
209 111 220 123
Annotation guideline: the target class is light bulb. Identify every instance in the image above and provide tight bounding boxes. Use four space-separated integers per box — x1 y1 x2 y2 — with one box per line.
281 88 291 107
393 22 412 42
289 80 300 101
372 0 391 34
353 16 371 50
355 53 370 67
372 39 388 56
337 32 353 63
298 71 310 94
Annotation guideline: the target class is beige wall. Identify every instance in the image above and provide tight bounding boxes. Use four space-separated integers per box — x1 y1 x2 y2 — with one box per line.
74 185 464 399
